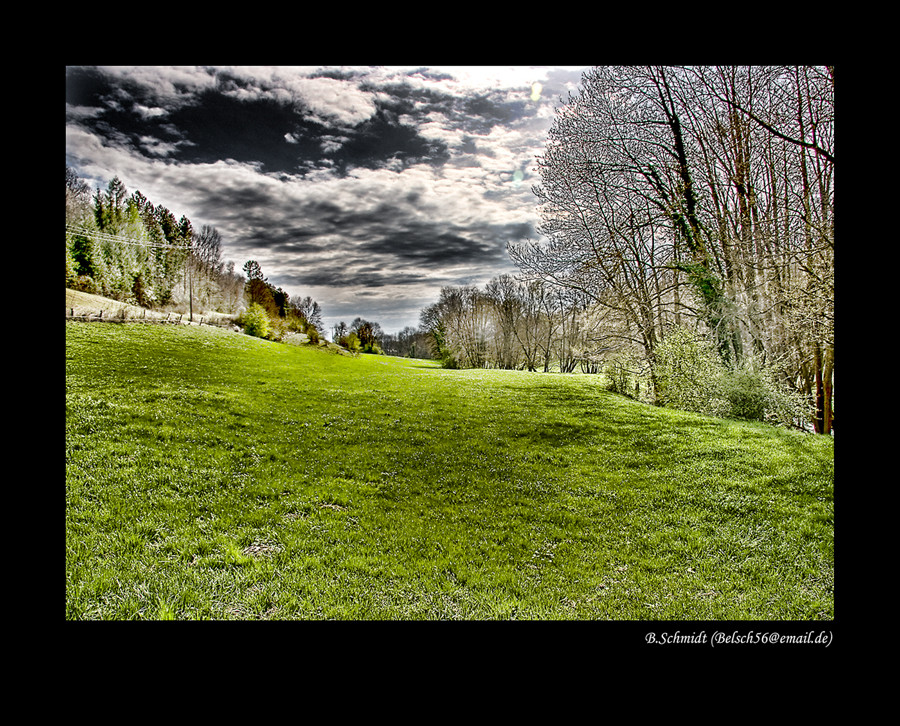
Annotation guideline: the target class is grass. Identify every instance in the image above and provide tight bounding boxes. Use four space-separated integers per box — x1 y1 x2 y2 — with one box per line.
65 321 834 620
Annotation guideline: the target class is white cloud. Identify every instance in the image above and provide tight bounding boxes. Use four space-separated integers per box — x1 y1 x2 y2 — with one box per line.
134 104 168 119
66 105 104 121
98 66 219 104
294 76 378 127
216 67 380 127
138 135 179 157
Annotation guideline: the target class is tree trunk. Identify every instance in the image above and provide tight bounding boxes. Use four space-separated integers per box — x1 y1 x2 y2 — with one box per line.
823 346 834 434
810 341 833 435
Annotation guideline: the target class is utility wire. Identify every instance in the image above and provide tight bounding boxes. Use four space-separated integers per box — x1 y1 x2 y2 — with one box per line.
65 225 189 251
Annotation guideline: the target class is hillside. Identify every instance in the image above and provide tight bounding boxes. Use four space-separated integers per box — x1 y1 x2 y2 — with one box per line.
65 321 834 621
66 288 237 325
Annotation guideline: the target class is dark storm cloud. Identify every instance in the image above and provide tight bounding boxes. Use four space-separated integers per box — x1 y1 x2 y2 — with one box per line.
157 90 454 176
209 190 533 288
65 66 113 107
66 66 455 175
357 220 535 268
328 109 451 173
65 65 589 332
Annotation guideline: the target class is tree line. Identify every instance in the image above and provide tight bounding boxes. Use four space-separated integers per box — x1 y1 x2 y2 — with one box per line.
65 168 324 339
419 275 600 372
418 66 834 434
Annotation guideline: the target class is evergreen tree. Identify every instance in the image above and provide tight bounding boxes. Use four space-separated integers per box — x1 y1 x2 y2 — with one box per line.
242 260 265 281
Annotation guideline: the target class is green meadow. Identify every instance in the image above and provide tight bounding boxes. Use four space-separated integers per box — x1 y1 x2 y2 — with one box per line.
65 321 834 620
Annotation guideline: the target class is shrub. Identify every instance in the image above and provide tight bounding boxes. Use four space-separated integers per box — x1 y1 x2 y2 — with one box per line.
339 332 361 353
439 350 460 369
605 359 630 396
241 302 270 339
604 351 645 399
652 326 728 416
266 316 287 342
654 327 812 427
73 275 99 295
718 362 811 427
718 370 768 421
286 312 307 333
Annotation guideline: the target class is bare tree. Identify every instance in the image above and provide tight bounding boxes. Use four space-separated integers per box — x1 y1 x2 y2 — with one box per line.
508 65 834 431
189 225 224 311
685 65 834 431
510 279 550 372
484 275 524 369
292 296 324 331
508 66 689 385
66 166 93 225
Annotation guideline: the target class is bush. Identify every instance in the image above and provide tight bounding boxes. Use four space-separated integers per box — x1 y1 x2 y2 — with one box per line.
718 370 768 421
241 302 270 339
73 275 99 295
652 326 728 416
286 312 307 334
604 352 645 399
339 332 361 353
605 359 630 396
654 326 812 426
266 315 287 342
439 350 460 369
718 363 811 427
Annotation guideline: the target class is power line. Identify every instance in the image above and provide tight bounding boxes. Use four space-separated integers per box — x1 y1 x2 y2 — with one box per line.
65 225 188 251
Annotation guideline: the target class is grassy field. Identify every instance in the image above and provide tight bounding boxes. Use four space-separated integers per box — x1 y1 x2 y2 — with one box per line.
65 321 834 620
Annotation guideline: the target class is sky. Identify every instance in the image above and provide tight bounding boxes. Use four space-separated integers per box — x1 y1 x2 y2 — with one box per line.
65 65 590 336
